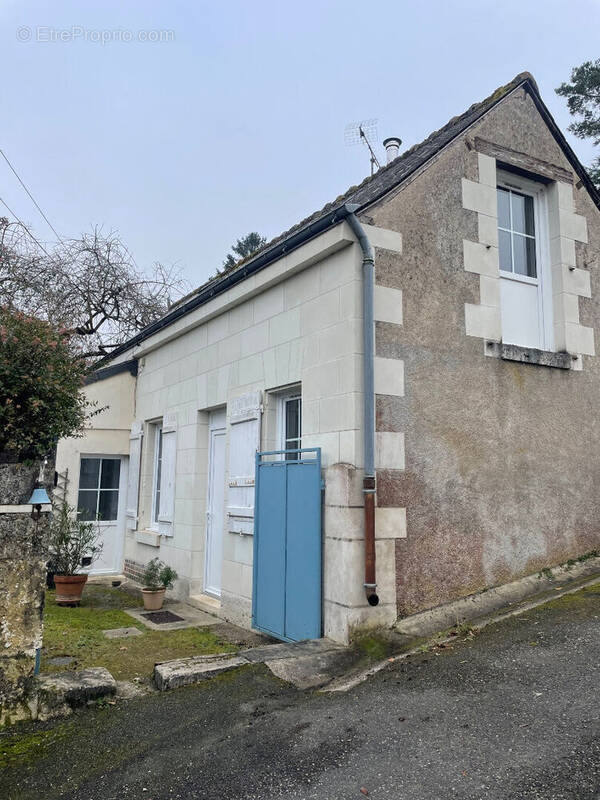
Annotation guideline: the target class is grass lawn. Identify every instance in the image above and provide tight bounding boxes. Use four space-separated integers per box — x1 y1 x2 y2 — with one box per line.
41 584 235 681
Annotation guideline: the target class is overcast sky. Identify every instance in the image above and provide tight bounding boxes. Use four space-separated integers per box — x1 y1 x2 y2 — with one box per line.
0 0 598 289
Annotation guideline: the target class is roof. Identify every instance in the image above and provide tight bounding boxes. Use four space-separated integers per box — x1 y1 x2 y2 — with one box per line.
246 71 599 252
107 71 600 362
85 358 138 385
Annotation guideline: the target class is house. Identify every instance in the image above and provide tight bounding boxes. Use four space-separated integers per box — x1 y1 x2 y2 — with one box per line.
55 72 600 644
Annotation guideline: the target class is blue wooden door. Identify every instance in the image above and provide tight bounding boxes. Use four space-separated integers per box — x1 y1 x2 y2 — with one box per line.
253 448 322 642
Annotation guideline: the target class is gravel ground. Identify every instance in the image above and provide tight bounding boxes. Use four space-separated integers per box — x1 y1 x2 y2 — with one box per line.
2 583 600 800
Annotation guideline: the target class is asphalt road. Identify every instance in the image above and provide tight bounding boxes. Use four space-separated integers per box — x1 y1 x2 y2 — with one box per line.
3 584 600 800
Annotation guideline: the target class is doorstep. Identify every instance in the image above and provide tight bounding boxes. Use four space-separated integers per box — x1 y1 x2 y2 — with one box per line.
187 593 221 615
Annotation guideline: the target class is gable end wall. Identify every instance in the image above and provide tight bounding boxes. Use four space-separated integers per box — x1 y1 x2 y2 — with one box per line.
366 86 600 616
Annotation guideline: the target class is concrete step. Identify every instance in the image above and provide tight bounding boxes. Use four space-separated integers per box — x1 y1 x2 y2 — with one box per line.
239 638 344 663
37 667 116 720
154 654 247 691
153 638 348 691
187 593 221 615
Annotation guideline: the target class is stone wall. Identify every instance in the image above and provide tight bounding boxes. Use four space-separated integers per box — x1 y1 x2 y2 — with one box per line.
367 86 600 616
0 460 52 726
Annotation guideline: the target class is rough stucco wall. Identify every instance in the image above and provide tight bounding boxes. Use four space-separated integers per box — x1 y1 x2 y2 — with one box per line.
368 87 600 616
0 462 52 725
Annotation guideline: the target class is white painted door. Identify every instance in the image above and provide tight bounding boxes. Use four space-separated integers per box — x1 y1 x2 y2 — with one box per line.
78 456 128 576
204 412 226 597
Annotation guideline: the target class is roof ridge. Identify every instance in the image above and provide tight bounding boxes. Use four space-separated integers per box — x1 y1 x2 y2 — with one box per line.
115 69 598 359
173 72 534 309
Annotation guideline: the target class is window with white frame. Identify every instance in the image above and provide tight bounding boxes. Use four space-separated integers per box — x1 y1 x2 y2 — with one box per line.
77 457 121 521
498 186 537 278
151 423 163 529
279 393 301 460
497 170 553 351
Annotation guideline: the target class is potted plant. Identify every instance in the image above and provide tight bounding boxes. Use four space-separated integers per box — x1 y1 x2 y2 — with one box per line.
48 502 102 605
141 558 178 611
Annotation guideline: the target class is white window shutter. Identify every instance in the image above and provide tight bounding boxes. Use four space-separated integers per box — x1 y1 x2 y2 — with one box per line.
228 391 262 536
125 421 143 530
158 411 178 537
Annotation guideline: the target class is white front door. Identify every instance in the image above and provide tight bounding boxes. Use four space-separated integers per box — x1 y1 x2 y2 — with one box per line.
204 411 226 597
77 455 127 575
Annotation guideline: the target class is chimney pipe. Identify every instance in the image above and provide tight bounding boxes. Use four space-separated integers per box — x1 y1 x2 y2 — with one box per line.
383 136 402 164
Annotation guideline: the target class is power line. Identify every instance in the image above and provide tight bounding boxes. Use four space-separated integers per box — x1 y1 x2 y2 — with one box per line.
0 148 64 244
0 194 52 257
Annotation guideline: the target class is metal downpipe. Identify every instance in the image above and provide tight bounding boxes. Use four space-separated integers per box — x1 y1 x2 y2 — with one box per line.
345 204 379 606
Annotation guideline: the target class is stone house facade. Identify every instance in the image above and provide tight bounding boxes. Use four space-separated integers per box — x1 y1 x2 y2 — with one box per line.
56 73 600 643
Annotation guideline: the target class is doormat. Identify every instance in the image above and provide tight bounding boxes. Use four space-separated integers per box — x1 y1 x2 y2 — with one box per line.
142 610 185 624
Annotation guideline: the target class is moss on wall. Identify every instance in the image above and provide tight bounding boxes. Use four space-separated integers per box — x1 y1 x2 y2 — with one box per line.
0 461 52 726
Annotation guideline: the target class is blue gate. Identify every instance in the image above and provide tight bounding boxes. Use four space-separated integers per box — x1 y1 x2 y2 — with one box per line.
252 448 322 642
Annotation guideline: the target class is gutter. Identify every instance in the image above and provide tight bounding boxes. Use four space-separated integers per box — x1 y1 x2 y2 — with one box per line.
85 358 138 385
345 205 379 606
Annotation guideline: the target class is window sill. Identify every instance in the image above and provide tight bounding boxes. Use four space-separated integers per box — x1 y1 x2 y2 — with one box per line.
486 342 574 370
135 529 161 547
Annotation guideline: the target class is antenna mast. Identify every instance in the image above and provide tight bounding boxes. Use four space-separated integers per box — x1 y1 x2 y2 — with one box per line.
359 125 380 175
344 119 381 175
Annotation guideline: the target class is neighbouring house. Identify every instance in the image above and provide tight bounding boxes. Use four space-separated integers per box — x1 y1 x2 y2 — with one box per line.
56 361 137 575
55 73 600 644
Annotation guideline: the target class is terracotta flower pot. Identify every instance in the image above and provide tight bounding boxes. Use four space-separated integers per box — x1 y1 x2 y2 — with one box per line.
142 587 166 611
54 574 88 605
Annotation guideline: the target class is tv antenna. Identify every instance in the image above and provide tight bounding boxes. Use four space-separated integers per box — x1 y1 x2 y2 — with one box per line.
345 118 381 175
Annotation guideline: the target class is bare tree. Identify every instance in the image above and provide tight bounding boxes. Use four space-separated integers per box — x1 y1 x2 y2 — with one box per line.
0 219 188 359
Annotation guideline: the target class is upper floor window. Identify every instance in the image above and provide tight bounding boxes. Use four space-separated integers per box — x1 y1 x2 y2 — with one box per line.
497 187 536 279
496 171 553 352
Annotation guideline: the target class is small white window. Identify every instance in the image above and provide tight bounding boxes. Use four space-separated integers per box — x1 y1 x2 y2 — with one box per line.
151 423 163 529
279 393 301 460
497 187 537 278
78 457 121 521
497 171 553 351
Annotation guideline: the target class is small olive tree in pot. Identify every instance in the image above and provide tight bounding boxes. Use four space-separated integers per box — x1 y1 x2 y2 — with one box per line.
48 502 103 604
141 558 178 610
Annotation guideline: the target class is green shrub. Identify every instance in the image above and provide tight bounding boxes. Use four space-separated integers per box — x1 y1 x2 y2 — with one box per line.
142 558 178 590
0 308 90 460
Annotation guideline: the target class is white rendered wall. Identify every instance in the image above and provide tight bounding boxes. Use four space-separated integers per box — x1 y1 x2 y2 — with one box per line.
55 370 136 513
125 234 366 636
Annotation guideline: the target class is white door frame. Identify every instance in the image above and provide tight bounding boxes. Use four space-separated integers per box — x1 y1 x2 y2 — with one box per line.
204 409 226 597
497 170 553 351
79 454 128 576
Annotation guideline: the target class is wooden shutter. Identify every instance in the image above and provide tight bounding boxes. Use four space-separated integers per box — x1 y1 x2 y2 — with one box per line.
228 391 262 536
158 412 178 537
125 421 143 530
